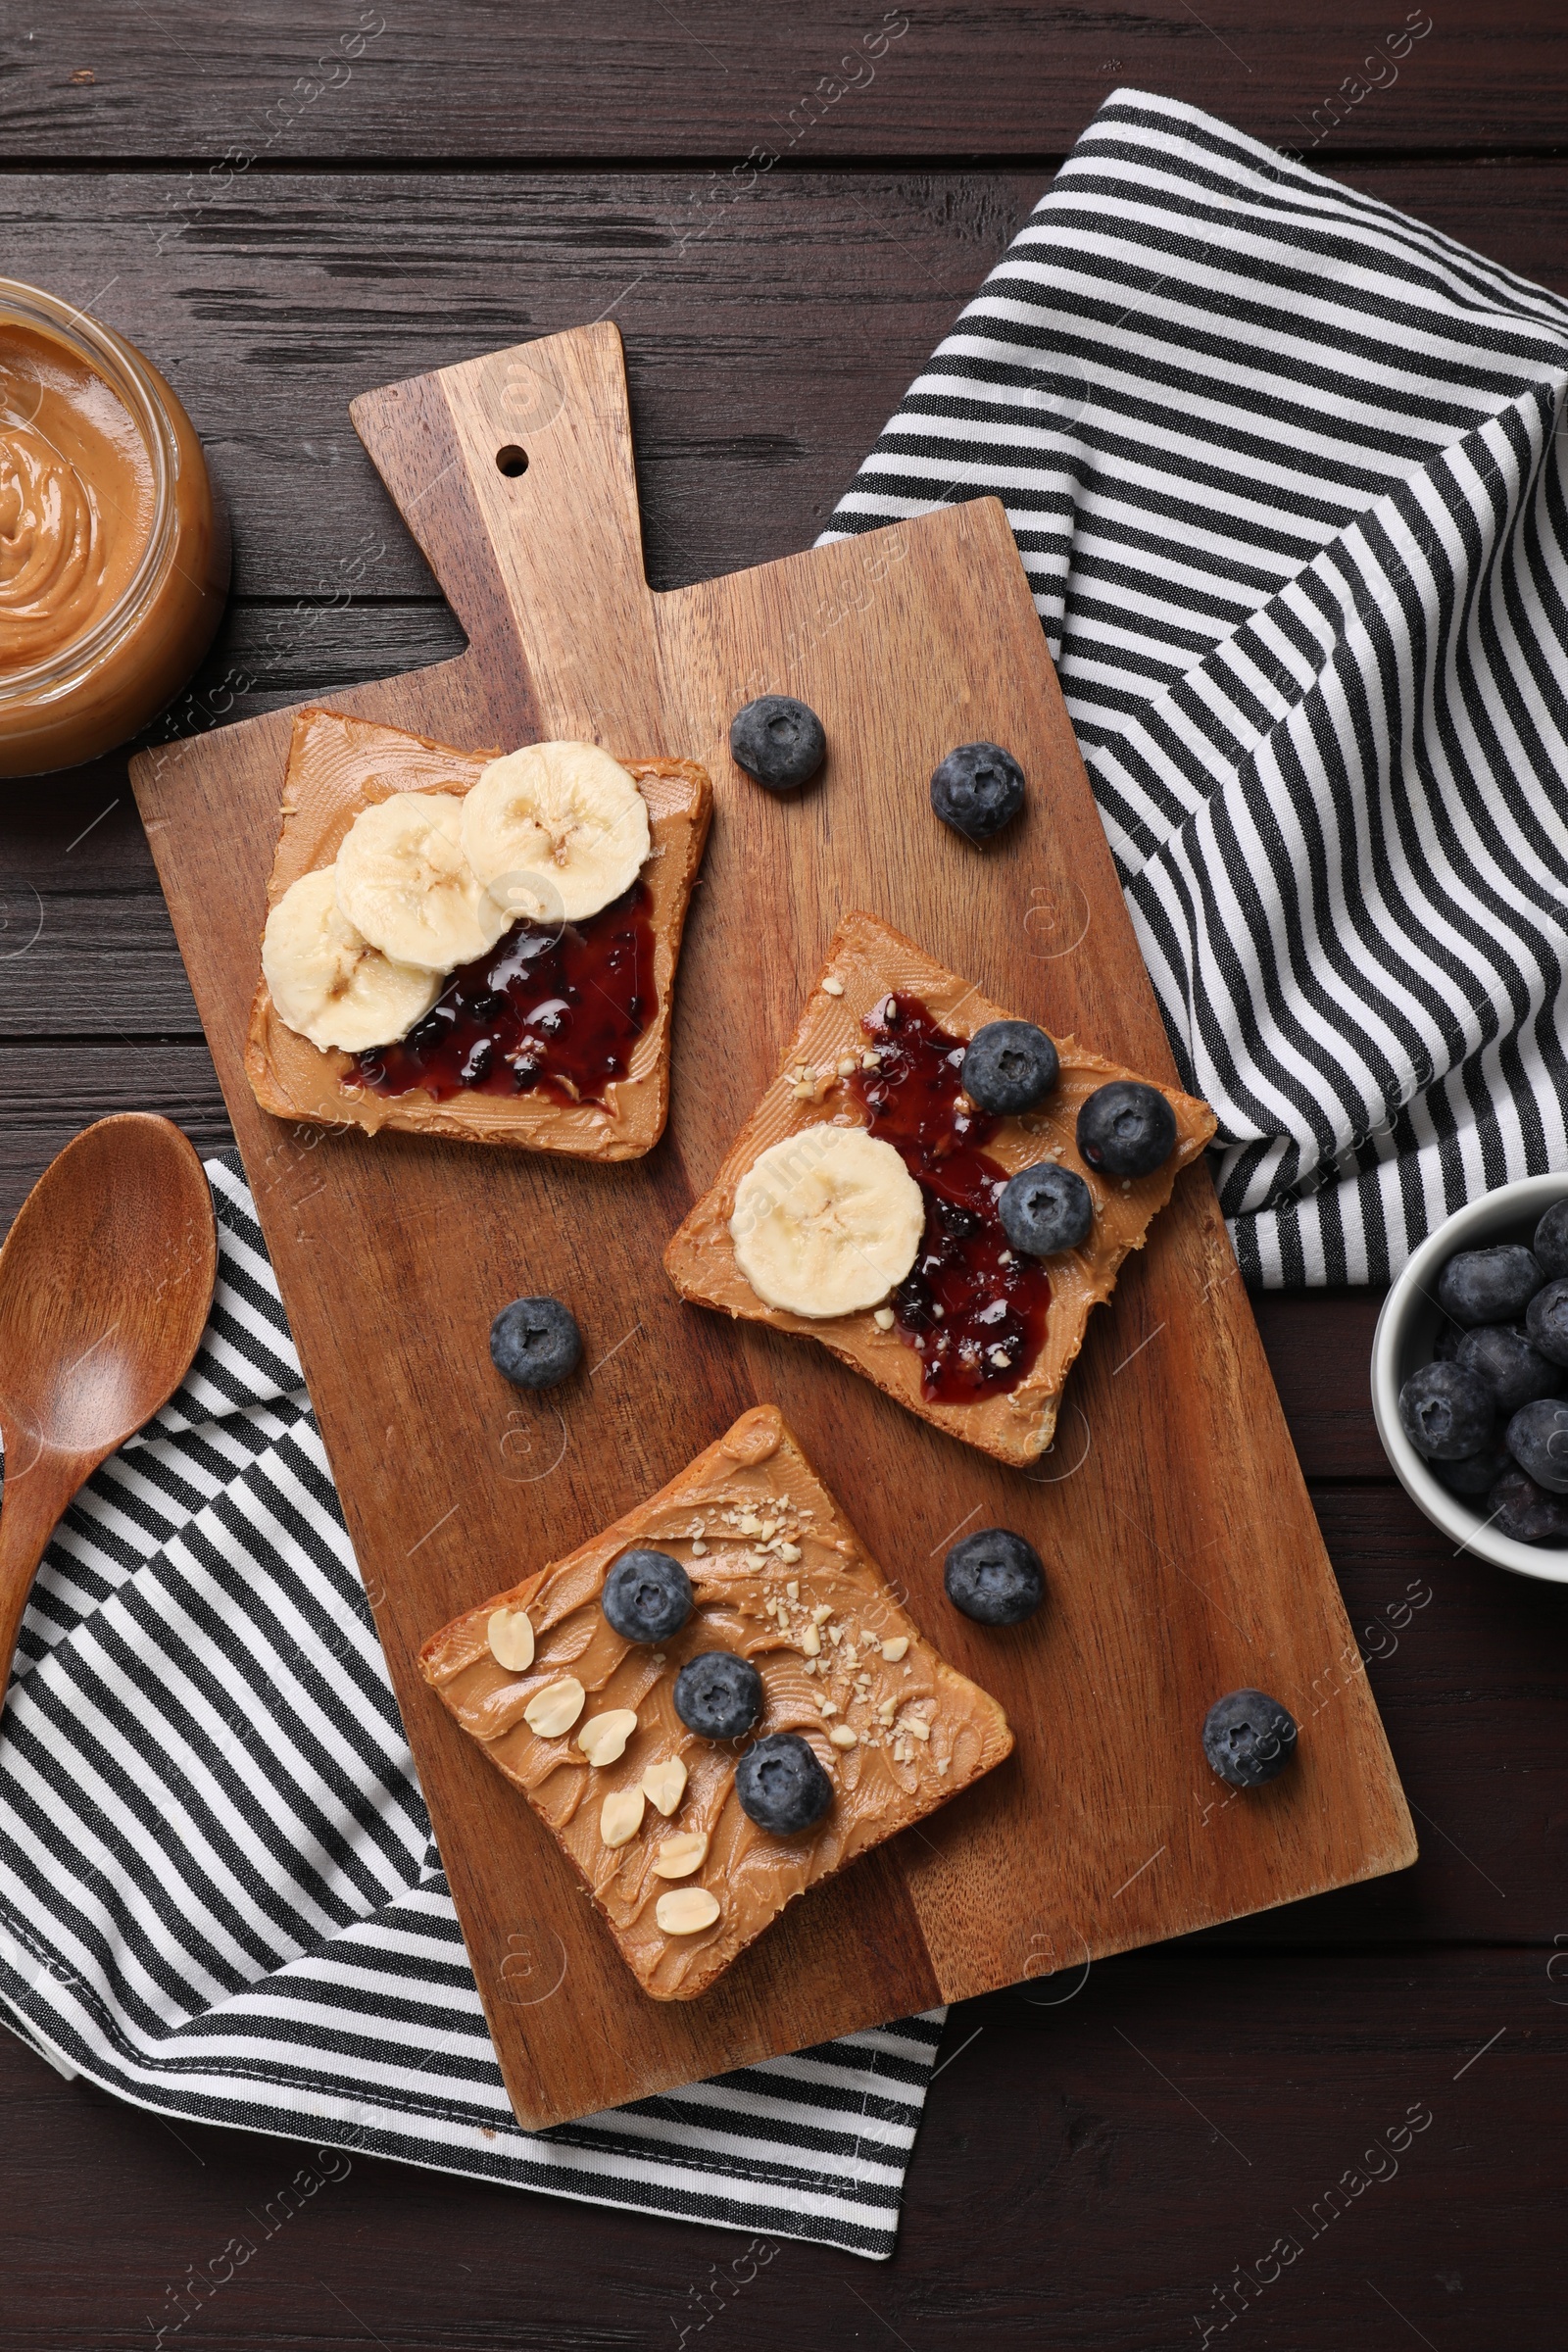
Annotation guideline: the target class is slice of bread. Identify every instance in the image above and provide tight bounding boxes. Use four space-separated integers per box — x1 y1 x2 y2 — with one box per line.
662 911 1216 1466
418 1403 1013 2001
244 707 711 1159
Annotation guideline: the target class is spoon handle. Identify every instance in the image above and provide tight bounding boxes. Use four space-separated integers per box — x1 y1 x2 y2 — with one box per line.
0 1456 74 1722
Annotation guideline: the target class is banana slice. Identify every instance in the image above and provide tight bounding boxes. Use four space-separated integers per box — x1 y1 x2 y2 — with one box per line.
334 792 510 971
262 867 440 1054
730 1127 925 1318
460 741 651 924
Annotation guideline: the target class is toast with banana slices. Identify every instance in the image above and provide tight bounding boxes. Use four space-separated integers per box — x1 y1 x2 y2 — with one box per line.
244 708 711 1159
662 911 1215 1466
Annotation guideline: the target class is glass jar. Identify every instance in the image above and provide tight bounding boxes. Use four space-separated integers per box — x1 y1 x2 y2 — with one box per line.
0 276 229 777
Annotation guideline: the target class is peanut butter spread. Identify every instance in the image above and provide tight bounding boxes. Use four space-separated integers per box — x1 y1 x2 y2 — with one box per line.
245 708 711 1158
419 1404 1013 2001
663 912 1217 1467
0 322 154 671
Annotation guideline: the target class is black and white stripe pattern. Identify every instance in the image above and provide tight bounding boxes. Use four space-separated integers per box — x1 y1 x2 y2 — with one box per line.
0 1157 939 2259
822 89 1568 1284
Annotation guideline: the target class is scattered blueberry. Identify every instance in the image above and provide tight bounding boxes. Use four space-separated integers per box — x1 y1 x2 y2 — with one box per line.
489 1295 581 1390
1455 1324 1562 1414
673 1650 763 1740
929 741 1027 841
1526 1276 1568 1368
1436 1244 1544 1328
602 1548 693 1644
1076 1081 1178 1180
1534 1198 1568 1281
1488 1464 1568 1543
729 695 826 792
1201 1690 1298 1788
734 1731 834 1835
943 1528 1046 1626
1429 1435 1514 1496
998 1163 1094 1257
961 1020 1060 1116
1396 1362 1494 1460
1504 1396 1568 1494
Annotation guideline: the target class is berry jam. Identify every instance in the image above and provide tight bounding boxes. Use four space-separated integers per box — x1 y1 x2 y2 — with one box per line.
851 993 1050 1402
355 883 655 1106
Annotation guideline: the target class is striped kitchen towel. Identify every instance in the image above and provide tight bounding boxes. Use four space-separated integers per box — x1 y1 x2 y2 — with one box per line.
823 87 1568 1285
0 1157 939 2261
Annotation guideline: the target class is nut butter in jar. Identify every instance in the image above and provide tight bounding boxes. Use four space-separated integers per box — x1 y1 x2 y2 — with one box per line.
0 277 228 777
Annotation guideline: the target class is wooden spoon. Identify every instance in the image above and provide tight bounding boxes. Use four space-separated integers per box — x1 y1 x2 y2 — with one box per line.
0 1115 217 1720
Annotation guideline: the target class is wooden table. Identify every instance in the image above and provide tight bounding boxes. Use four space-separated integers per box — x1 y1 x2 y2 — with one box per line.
2 8 1563 2345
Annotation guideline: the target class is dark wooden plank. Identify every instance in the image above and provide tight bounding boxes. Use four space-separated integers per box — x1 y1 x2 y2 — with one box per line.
1250 1289 1390 1479
0 1048 232 1224
922 1948 1557 2352
3 2 1560 160
3 162 1566 612
161 600 469 713
0 899 199 1039
0 1942 1555 2348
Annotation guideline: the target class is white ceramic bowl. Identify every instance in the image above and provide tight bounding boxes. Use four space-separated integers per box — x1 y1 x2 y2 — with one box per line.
1371 1174 1568 1585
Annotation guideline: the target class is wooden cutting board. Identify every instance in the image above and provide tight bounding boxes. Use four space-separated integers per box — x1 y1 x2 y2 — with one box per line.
130 322 1415 2131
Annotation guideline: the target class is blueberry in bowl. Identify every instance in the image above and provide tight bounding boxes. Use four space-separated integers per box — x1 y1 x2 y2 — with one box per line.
1436 1244 1544 1327
1201 1690 1298 1788
1076 1081 1177 1180
929 741 1026 841
1454 1324 1561 1413
490 1295 581 1389
602 1548 693 1643
734 1731 834 1835
1396 1362 1494 1460
1488 1464 1568 1543
673 1650 763 1740
1525 1276 1568 1368
960 1019 1059 1116
729 695 826 793
1503 1396 1568 1494
1429 1434 1513 1496
944 1527 1046 1626
1534 1198 1568 1281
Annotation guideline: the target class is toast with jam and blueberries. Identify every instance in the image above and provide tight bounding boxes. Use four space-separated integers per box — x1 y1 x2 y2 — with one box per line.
417 1403 1013 2002
244 707 711 1158
662 911 1216 1467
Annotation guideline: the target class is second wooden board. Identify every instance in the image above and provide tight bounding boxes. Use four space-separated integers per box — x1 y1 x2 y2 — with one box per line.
131 323 1415 2130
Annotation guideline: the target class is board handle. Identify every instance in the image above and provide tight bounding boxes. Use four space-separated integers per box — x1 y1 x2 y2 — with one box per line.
351 322 662 743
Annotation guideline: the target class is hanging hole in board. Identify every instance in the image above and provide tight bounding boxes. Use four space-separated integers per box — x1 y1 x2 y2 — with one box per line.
496 444 529 477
